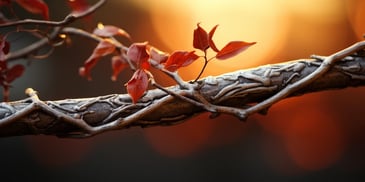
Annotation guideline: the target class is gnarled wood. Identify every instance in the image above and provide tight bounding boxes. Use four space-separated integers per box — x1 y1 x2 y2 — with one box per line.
1 54 365 137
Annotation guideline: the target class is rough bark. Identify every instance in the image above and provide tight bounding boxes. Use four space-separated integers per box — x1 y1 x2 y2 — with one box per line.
1 53 365 138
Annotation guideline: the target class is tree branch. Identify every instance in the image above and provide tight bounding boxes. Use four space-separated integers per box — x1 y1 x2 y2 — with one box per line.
2 0 106 62
1 47 365 137
0 0 106 27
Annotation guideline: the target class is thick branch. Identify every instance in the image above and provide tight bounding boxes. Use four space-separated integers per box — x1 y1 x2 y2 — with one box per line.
1 53 365 137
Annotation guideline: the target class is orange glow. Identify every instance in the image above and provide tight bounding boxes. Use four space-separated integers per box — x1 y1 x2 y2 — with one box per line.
284 108 344 171
259 93 345 171
282 0 346 24
128 0 290 80
122 0 353 160
143 114 214 158
346 0 365 40
25 136 93 167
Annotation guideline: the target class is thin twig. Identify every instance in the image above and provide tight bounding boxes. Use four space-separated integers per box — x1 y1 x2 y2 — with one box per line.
0 0 106 28
244 41 365 118
3 0 107 62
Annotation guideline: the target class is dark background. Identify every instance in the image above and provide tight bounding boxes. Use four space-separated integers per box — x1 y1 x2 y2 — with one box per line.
1 0 365 181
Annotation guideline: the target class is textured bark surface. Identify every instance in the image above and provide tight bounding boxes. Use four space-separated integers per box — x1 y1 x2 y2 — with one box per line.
1 54 365 137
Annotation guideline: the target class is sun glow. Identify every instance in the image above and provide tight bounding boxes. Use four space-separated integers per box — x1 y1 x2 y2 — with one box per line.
120 0 351 171
129 0 290 79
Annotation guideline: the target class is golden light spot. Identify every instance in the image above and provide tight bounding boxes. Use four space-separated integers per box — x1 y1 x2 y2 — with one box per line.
97 22 104 29
59 34 67 39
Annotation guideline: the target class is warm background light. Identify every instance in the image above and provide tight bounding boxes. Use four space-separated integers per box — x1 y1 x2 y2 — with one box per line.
127 0 290 80
123 0 357 173
3 0 365 181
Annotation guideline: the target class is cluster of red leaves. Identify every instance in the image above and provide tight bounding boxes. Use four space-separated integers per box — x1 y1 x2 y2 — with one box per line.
0 0 91 101
78 24 131 80
80 23 255 103
0 1 255 103
0 37 24 101
78 24 153 103
193 23 256 60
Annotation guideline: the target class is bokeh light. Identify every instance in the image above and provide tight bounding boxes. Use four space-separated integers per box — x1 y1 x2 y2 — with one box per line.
346 0 365 40
25 136 93 167
259 93 345 172
144 113 214 158
2 0 365 180
128 0 290 80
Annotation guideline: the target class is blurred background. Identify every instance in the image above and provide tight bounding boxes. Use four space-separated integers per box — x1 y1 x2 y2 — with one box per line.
1 0 365 181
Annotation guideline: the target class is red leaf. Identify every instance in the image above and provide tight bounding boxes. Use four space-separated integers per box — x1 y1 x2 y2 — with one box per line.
93 24 131 39
127 42 150 70
216 41 256 60
67 0 93 25
126 69 149 103
164 50 199 72
0 0 10 7
208 24 220 52
193 23 209 51
0 38 10 60
149 46 169 64
93 39 116 56
6 64 24 83
79 39 116 80
67 0 89 14
15 0 49 20
0 60 6 70
111 55 128 81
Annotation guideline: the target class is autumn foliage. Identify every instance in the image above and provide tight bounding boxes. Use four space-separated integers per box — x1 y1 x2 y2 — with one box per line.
0 36 24 101
79 23 255 103
0 0 255 103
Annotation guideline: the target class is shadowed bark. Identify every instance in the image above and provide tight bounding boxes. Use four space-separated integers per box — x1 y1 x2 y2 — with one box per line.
1 53 364 137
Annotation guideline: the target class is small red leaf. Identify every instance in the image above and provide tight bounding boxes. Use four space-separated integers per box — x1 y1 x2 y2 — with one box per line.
6 64 24 83
208 24 220 52
93 39 116 56
15 0 49 20
126 69 149 103
111 55 128 81
79 39 116 80
149 47 169 64
0 38 10 60
0 60 6 70
0 61 25 101
127 42 150 70
193 23 209 51
216 41 256 60
67 0 92 25
67 0 89 14
79 58 98 80
0 0 10 7
181 51 199 67
93 24 131 39
164 50 199 72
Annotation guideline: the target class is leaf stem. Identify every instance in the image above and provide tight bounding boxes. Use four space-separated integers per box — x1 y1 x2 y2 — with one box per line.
194 52 208 82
